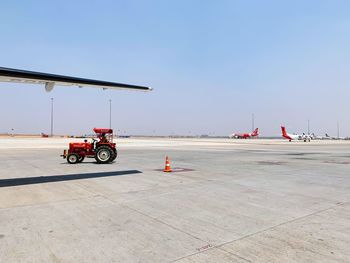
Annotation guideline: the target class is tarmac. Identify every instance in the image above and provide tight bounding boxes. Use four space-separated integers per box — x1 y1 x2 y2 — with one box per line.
0 137 350 262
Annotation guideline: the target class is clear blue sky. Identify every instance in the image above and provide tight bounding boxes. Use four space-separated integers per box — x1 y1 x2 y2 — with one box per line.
1 0 350 136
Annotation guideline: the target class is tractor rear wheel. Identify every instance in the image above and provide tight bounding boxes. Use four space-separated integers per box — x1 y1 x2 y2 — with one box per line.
110 150 117 162
95 146 113 164
67 153 79 164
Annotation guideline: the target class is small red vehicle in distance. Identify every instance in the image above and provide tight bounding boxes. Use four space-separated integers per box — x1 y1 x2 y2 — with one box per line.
62 128 117 164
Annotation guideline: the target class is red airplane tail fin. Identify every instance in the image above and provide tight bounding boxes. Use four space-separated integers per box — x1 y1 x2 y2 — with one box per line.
281 126 287 136
252 128 259 136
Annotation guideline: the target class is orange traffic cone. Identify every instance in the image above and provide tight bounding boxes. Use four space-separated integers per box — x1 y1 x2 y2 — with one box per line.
164 156 172 172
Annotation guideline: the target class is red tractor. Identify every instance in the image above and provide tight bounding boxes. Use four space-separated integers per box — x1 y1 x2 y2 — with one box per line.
62 128 117 164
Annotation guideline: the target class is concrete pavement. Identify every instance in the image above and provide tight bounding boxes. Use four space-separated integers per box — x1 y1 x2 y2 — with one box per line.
0 138 349 262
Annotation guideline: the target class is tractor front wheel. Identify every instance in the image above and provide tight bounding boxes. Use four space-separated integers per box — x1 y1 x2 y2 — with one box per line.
78 156 85 163
95 146 113 164
67 153 79 164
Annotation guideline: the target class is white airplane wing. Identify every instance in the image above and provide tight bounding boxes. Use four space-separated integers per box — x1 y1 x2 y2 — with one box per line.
0 67 152 92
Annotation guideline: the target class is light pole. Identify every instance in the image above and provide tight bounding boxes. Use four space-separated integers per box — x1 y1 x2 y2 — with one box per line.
337 121 340 139
109 99 112 129
50 98 54 136
307 119 310 134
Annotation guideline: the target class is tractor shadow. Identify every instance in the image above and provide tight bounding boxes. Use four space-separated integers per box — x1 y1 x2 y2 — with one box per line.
0 170 142 188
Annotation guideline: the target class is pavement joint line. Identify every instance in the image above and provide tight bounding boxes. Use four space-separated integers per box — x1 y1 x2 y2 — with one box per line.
216 247 253 263
217 202 348 251
124 204 209 244
93 179 212 206
119 203 252 263
34 225 61 262
170 201 347 263
74 180 106 196
0 194 100 211
170 246 252 263
1 175 342 213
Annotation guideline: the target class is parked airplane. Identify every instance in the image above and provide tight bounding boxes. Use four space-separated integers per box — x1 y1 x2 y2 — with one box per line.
281 126 311 142
310 133 332 140
230 128 259 139
311 133 348 140
0 67 152 92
